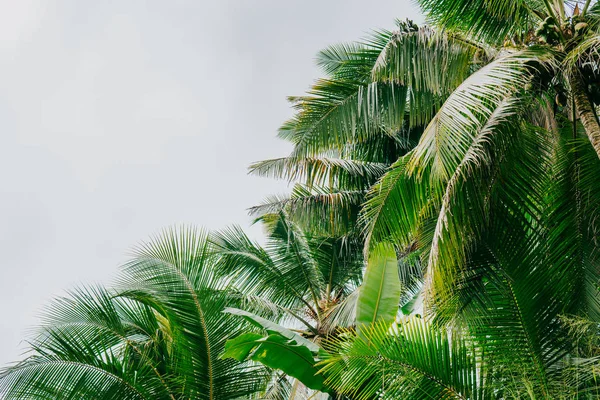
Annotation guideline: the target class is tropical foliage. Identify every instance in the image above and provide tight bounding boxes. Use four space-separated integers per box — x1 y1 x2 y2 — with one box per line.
0 229 270 399
4 0 600 399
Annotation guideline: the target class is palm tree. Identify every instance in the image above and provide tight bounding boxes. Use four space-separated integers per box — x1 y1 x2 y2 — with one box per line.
248 19 493 324
214 213 410 398
315 1 600 398
237 1 600 398
218 234 403 399
212 212 364 341
0 228 269 399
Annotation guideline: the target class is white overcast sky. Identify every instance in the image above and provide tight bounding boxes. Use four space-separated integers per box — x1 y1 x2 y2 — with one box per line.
0 0 421 365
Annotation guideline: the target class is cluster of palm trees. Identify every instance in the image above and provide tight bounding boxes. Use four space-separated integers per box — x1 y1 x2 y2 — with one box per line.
4 0 600 398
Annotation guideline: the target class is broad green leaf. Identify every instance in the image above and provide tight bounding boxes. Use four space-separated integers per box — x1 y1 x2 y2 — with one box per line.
221 332 265 361
356 243 401 332
223 307 320 353
222 333 325 391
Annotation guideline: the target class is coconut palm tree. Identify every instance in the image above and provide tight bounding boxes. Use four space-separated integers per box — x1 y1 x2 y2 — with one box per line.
0 228 269 400
212 212 365 340
313 1 600 398
214 211 420 399
236 1 600 398
218 235 404 399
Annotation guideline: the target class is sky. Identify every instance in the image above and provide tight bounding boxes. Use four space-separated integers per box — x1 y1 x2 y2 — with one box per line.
0 0 421 365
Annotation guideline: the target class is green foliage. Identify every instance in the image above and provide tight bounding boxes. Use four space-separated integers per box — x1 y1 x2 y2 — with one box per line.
212 213 364 328
418 0 545 43
7 1 600 399
0 229 269 400
222 333 325 391
355 244 401 332
320 317 485 399
223 308 320 353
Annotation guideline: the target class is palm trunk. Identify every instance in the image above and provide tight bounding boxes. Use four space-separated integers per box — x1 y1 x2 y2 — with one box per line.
570 72 600 159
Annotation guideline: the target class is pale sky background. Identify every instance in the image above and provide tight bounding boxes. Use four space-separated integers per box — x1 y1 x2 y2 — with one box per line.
0 0 421 365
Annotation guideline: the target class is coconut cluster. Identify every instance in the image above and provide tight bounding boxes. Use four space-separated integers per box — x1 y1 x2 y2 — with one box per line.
535 16 589 44
535 17 562 44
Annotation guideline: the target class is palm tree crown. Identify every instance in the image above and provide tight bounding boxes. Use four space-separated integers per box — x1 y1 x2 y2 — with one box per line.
0 229 269 400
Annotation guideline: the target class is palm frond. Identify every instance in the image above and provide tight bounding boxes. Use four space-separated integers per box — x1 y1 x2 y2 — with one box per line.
417 0 546 44
117 227 269 399
320 317 486 400
360 151 430 247
248 156 387 189
409 48 557 181
250 186 365 236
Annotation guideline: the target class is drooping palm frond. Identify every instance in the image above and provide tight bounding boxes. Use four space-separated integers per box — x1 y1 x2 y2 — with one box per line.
249 131 418 237
408 47 557 181
361 48 557 250
0 286 172 400
417 0 547 44
423 98 526 298
547 124 600 321
280 30 405 156
360 152 430 248
283 80 410 158
249 157 387 189
249 186 365 236
371 24 483 98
